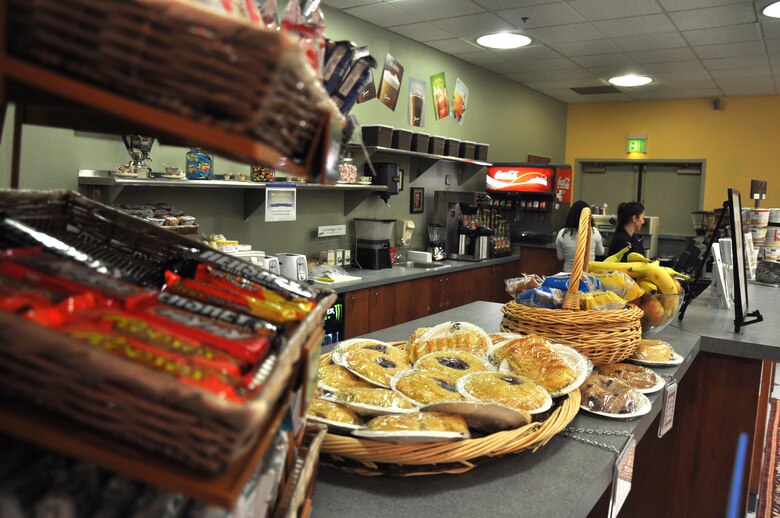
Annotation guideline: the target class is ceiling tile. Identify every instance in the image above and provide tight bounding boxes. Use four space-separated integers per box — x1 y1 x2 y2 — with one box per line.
571 53 635 67
542 68 598 81
482 61 529 74
389 22 454 42
524 23 605 44
495 45 562 61
720 84 776 96
567 0 663 22
715 76 775 88
546 39 622 56
523 81 566 90
626 85 674 100
323 0 380 8
344 3 418 27
612 32 688 52
659 79 720 90
504 71 552 82
703 55 769 70
587 65 650 79
432 12 516 39
556 78 609 88
668 4 756 32
665 88 723 98
657 0 753 12
766 38 780 54
426 38 482 54
394 0 485 21
593 14 677 38
763 21 780 40
473 0 561 10
453 50 509 65
682 23 761 46
642 60 706 73
651 70 712 83
523 57 580 71
567 93 633 103
628 47 698 64
693 40 766 59
708 67 775 79
497 3 585 29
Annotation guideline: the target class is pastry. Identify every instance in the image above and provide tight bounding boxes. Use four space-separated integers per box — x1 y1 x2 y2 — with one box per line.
488 332 524 345
633 339 674 362
318 364 374 390
329 387 416 410
406 327 428 349
334 340 407 365
414 350 490 379
307 398 362 425
596 363 657 389
459 372 549 413
343 347 411 387
394 370 464 405
580 374 643 414
502 335 576 394
407 322 490 363
365 412 468 434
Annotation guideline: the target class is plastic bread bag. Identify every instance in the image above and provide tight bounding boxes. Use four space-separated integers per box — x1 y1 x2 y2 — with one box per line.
579 290 627 311
406 321 491 363
504 274 542 297
541 273 601 293
579 374 642 414
322 387 416 414
499 335 576 395
590 270 643 301
515 287 565 309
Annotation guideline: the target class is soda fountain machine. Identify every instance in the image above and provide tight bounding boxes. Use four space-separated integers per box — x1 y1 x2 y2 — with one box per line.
485 163 572 244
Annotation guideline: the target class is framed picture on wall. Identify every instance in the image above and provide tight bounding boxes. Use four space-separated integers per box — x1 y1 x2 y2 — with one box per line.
410 187 424 214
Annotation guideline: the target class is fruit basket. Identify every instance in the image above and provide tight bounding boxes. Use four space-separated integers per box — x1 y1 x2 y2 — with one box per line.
500 208 643 366
636 291 684 335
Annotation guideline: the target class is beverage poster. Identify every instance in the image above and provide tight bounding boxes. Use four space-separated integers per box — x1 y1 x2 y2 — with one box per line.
451 77 468 125
378 53 404 111
408 77 426 127
430 72 449 120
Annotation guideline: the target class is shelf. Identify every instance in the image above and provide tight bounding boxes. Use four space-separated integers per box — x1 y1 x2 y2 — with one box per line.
78 170 387 219
348 144 491 185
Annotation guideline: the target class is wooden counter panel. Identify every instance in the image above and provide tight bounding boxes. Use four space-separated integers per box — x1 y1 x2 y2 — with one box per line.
519 247 562 277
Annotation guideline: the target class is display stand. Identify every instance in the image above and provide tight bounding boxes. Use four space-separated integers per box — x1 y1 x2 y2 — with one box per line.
727 189 762 332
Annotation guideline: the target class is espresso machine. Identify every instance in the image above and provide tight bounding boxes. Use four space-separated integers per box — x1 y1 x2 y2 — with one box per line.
354 218 395 269
122 135 155 177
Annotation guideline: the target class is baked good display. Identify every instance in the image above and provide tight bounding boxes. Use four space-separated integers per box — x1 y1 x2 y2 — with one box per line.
458 372 551 414
596 363 657 390
342 347 412 388
579 374 645 415
633 339 675 362
325 387 416 414
501 335 577 394
414 350 492 379
318 364 375 391
332 339 406 367
406 322 491 363
307 398 362 426
393 370 464 405
364 411 469 433
422 401 530 433
488 332 524 345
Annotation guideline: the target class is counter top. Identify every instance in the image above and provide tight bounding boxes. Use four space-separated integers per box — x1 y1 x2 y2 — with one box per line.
672 283 780 361
320 253 522 293
313 302 700 518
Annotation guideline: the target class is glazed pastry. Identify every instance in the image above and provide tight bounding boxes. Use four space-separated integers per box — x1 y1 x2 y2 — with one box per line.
580 374 643 414
406 327 429 349
502 335 576 394
334 340 407 365
365 412 468 434
307 398 362 425
394 370 464 405
596 363 657 389
407 322 490 363
329 387 416 410
318 364 374 390
414 350 490 379
633 339 674 362
488 332 524 345
459 372 549 413
343 347 412 387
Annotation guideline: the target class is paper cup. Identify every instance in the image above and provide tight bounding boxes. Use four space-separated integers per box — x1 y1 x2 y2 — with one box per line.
769 208 780 224
749 209 770 226
766 227 780 245
750 226 767 242
765 247 780 261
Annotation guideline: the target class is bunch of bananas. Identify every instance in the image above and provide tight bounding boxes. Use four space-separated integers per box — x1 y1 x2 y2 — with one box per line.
588 246 689 326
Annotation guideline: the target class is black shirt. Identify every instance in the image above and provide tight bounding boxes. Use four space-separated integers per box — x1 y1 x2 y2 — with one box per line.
607 228 645 260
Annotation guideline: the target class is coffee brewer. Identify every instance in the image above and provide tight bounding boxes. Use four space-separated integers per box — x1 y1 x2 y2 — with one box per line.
354 218 395 269
122 135 155 178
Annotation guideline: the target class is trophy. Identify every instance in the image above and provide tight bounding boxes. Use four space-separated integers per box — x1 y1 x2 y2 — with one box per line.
121 135 155 177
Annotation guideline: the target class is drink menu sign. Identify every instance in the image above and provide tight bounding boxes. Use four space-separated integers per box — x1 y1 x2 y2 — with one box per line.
408 77 426 127
555 166 573 203
486 165 554 193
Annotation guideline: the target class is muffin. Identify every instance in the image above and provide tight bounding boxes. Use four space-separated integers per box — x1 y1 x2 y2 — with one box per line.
596 363 657 390
394 370 464 405
502 335 576 394
364 412 468 434
414 350 491 379
633 339 675 362
458 372 550 413
343 347 412 387
318 364 375 390
580 374 644 414
307 398 362 425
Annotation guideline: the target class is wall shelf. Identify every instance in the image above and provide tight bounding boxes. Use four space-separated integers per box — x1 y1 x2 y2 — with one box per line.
78 170 388 219
348 144 491 185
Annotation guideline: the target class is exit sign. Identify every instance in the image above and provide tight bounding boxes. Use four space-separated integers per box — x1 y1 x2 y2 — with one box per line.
627 134 647 153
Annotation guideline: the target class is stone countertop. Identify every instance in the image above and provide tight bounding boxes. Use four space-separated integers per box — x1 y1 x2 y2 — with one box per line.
313 302 700 518
672 283 780 361
316 252 522 294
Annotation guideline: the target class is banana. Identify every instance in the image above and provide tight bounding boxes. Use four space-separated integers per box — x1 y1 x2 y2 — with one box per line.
627 252 651 263
604 245 631 263
662 266 690 280
588 260 660 279
637 279 657 294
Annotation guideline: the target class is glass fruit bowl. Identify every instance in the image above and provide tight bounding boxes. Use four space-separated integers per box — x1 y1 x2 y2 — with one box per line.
636 291 684 335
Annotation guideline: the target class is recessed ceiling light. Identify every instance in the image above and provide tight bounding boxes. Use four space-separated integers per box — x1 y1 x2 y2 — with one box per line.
608 74 653 87
763 1 780 17
476 33 531 50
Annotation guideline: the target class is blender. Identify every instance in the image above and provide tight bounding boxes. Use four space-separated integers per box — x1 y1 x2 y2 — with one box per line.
428 223 446 261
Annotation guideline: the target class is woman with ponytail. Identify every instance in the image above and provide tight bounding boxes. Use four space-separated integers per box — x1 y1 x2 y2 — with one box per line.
607 201 646 260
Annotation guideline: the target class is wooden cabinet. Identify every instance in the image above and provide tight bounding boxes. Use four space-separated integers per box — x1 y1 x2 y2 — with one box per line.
367 284 397 331
463 265 492 303
519 247 562 277
344 289 370 338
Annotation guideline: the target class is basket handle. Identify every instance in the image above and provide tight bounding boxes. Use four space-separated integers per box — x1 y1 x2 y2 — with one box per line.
562 207 592 311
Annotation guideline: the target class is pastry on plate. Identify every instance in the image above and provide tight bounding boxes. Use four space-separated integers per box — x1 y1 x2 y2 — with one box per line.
501 335 576 394
458 371 550 413
406 321 490 363
394 370 464 405
318 364 375 390
307 398 362 425
414 350 491 379
596 363 657 390
333 339 407 366
580 374 643 414
342 347 412 387
328 387 416 411
633 339 675 362
365 411 468 433
488 332 524 345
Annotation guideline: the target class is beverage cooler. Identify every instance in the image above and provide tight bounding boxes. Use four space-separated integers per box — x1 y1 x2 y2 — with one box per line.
485 163 573 244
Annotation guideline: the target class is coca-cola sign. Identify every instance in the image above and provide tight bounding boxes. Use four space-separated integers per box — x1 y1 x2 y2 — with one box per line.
486 165 553 192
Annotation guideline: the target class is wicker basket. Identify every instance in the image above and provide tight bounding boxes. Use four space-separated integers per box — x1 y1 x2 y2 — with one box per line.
500 208 642 366
0 189 336 473
7 0 344 165
316 344 580 476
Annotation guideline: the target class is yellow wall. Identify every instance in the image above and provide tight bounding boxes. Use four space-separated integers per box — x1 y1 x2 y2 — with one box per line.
566 96 780 210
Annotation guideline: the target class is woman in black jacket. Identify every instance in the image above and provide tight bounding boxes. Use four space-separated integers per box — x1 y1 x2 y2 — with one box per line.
607 202 646 260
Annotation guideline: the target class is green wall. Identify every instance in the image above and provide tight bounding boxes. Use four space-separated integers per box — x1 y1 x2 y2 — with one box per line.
0 8 567 257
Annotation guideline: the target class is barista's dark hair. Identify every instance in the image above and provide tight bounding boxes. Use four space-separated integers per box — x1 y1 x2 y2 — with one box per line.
563 200 593 236
617 201 645 229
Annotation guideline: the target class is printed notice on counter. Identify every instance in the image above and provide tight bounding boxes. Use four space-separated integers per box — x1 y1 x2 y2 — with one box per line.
610 436 636 518
265 183 297 222
658 378 678 438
